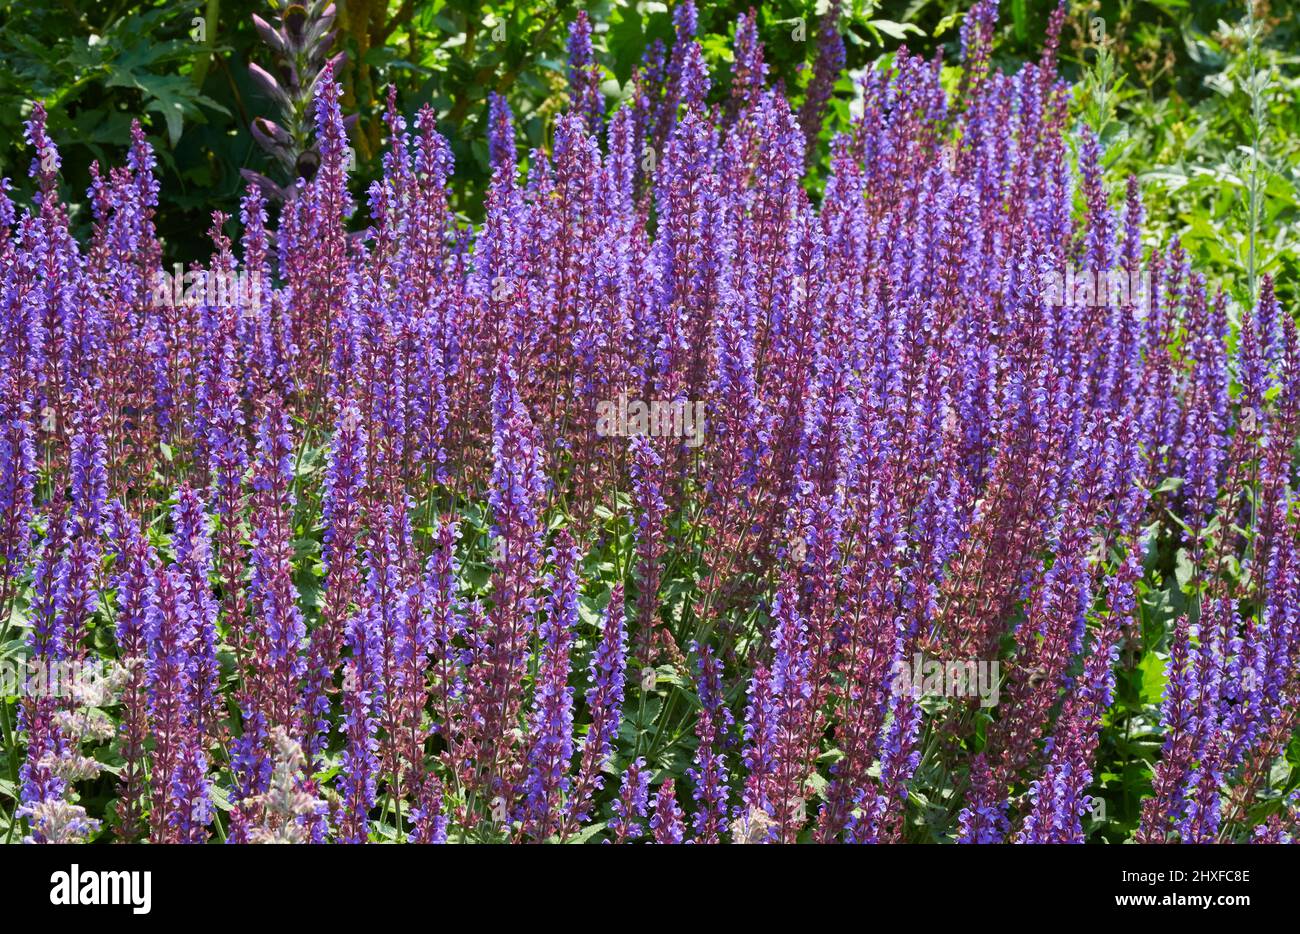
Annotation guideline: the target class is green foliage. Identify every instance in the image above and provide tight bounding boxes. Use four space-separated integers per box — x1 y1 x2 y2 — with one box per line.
0 2 230 243
1068 0 1300 310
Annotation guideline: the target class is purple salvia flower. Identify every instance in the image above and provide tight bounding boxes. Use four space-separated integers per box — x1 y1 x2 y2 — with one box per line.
608 757 650 843
651 1 703 150
650 778 685 844
523 529 580 839
106 501 154 841
567 10 604 137
1077 129 1115 276
364 503 420 798
146 565 198 843
170 743 215 844
1176 598 1230 844
1018 548 1140 843
487 92 517 184
629 435 675 664
171 484 221 742
797 0 845 163
740 662 776 829
0 409 36 616
17 511 73 840
423 517 466 782
687 641 732 843
1177 285 1230 534
768 574 813 842
1138 612 1201 842
730 10 768 113
567 583 626 832
68 420 107 535
338 603 382 844
676 41 711 117
1254 275 1281 373
956 755 1009 844
305 401 367 757
474 360 545 800
206 332 250 650
408 772 448 844
55 531 100 665
846 685 922 845
248 393 306 736
227 707 272 843
958 0 1000 91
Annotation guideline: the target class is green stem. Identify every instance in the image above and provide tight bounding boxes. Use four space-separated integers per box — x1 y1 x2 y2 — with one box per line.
1243 0 1266 305
190 0 221 90
1 704 17 842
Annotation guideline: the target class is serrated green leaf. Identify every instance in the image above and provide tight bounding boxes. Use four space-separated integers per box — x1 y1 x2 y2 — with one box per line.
565 820 607 844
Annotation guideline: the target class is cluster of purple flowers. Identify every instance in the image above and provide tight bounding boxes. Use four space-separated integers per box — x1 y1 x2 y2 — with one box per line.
0 0 1297 844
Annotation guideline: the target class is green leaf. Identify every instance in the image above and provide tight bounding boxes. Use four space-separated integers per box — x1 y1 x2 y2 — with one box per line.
1152 476 1185 494
933 12 962 39
1011 0 1027 43
1173 548 1196 591
607 4 645 86
577 592 605 630
565 820 607 844
209 783 234 812
1138 651 1169 706
868 20 924 42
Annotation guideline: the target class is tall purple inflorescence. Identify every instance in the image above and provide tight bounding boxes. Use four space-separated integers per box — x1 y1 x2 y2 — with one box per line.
4 1 1299 849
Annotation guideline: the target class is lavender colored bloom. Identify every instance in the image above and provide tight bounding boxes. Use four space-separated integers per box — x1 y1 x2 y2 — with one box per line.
146 565 201 842
171 484 220 741
408 773 448 844
305 401 367 757
171 744 215 844
687 642 732 843
69 422 106 534
650 779 685 844
1017 550 1137 844
797 0 845 161
487 93 517 182
608 757 650 843
567 11 604 138
248 394 307 734
629 435 673 664
469 359 546 801
730 11 768 112
652 1 704 150
741 663 776 827
0 411 36 614
105 502 155 840
956 755 1009 844
1139 613 1201 842
4 3 1299 847
768 575 813 841
338 603 382 844
567 583 626 831
522 530 580 839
